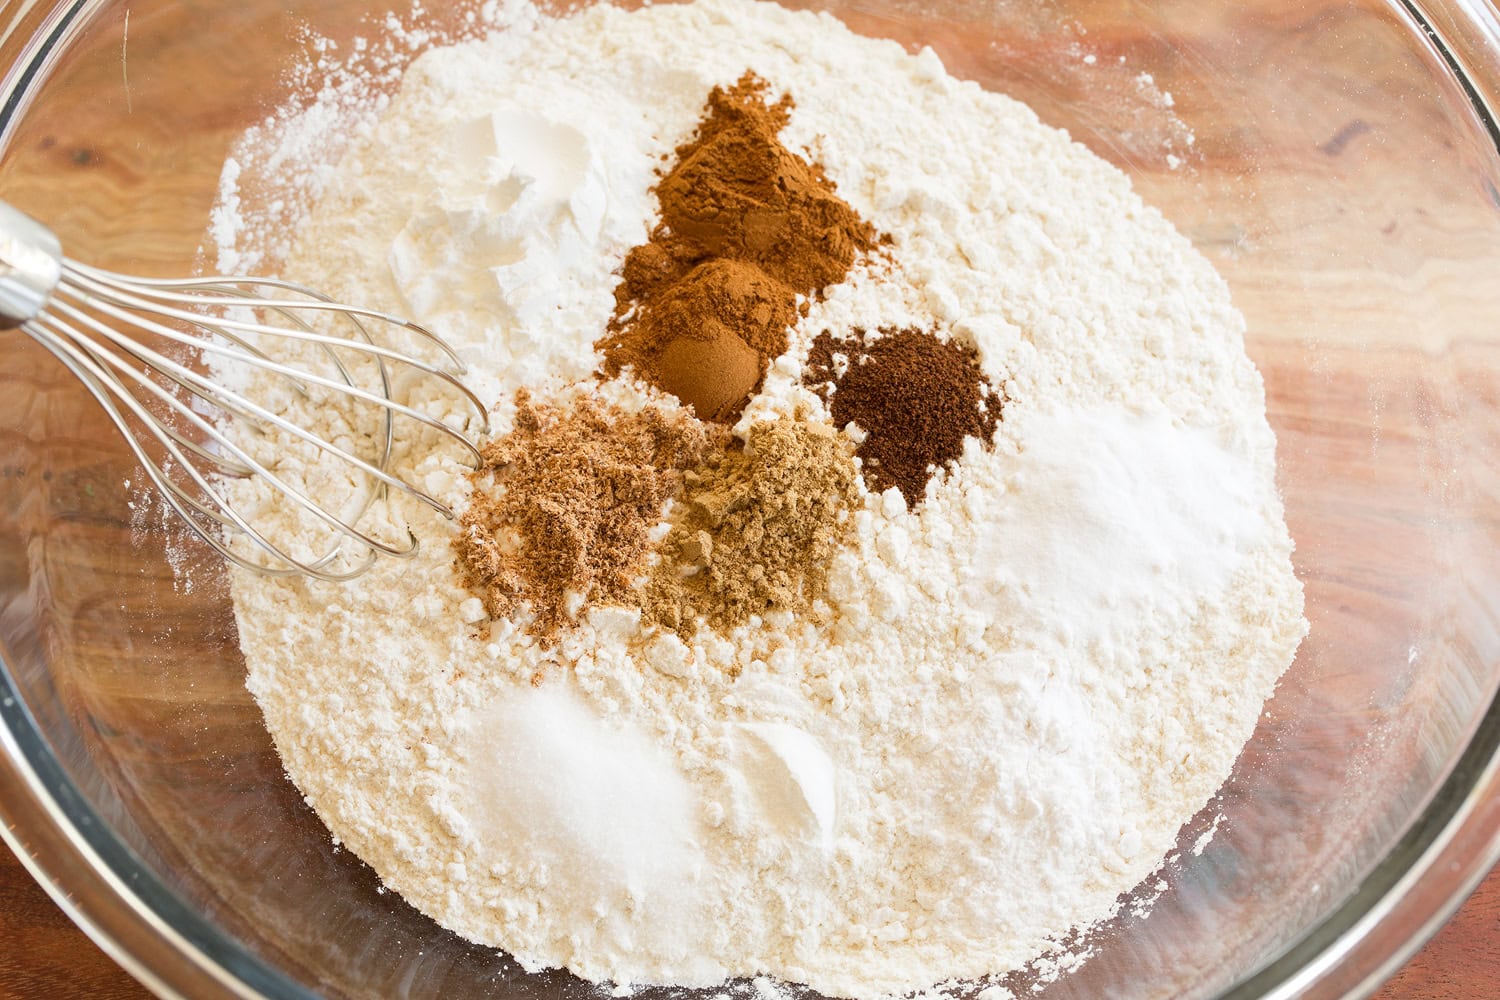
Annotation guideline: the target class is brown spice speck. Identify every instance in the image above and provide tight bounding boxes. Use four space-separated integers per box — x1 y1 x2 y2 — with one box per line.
598 72 877 423
805 328 1001 506
454 388 720 646
642 416 859 641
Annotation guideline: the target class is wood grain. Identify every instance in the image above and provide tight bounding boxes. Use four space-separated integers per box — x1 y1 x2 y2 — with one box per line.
0 838 152 1000
3 0 1500 997
0 835 1495 999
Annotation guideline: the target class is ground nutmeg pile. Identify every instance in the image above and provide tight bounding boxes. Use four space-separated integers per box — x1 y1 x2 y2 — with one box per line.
455 388 716 642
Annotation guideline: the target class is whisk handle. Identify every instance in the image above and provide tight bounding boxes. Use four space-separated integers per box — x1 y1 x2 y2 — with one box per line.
0 201 62 329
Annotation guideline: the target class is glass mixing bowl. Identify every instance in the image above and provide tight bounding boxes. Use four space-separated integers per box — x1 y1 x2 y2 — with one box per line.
2 0 1500 997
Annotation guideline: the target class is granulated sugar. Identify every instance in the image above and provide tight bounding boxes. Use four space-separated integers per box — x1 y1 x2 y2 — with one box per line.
217 1 1307 996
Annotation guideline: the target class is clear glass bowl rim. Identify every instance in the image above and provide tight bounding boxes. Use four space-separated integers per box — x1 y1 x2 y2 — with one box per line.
2 1 1500 998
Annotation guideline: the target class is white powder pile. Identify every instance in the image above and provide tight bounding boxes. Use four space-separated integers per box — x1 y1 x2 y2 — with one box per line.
217 1 1308 997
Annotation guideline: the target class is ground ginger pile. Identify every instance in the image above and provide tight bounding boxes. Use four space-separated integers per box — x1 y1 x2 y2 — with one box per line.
643 417 860 637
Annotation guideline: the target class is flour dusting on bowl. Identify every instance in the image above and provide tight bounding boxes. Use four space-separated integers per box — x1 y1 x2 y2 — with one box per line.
213 0 1307 995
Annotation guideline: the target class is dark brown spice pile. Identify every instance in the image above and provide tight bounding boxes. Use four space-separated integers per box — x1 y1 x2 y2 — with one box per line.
805 328 1001 506
453 388 719 644
598 72 877 423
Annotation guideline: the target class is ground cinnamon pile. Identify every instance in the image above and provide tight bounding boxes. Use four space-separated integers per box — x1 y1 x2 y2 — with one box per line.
805 328 1001 506
643 416 859 642
454 389 718 644
598 72 877 423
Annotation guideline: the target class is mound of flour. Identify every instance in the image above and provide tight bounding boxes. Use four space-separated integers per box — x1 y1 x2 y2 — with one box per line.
217 0 1307 996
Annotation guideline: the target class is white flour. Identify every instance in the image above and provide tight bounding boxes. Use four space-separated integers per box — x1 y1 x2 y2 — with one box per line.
217 1 1307 996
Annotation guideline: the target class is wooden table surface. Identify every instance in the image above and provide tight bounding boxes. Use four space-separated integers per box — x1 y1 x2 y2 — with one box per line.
2 0 1500 997
0 834 1495 998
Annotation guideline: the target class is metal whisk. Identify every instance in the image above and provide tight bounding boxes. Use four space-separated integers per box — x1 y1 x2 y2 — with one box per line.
0 201 489 582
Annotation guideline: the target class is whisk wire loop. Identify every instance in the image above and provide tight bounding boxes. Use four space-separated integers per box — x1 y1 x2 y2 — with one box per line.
47 293 485 486
37 308 428 560
54 278 488 445
61 264 490 422
2 202 490 580
30 314 386 581
64 261 474 375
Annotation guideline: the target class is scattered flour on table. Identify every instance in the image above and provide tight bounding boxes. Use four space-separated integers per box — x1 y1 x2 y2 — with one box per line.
216 0 1307 996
